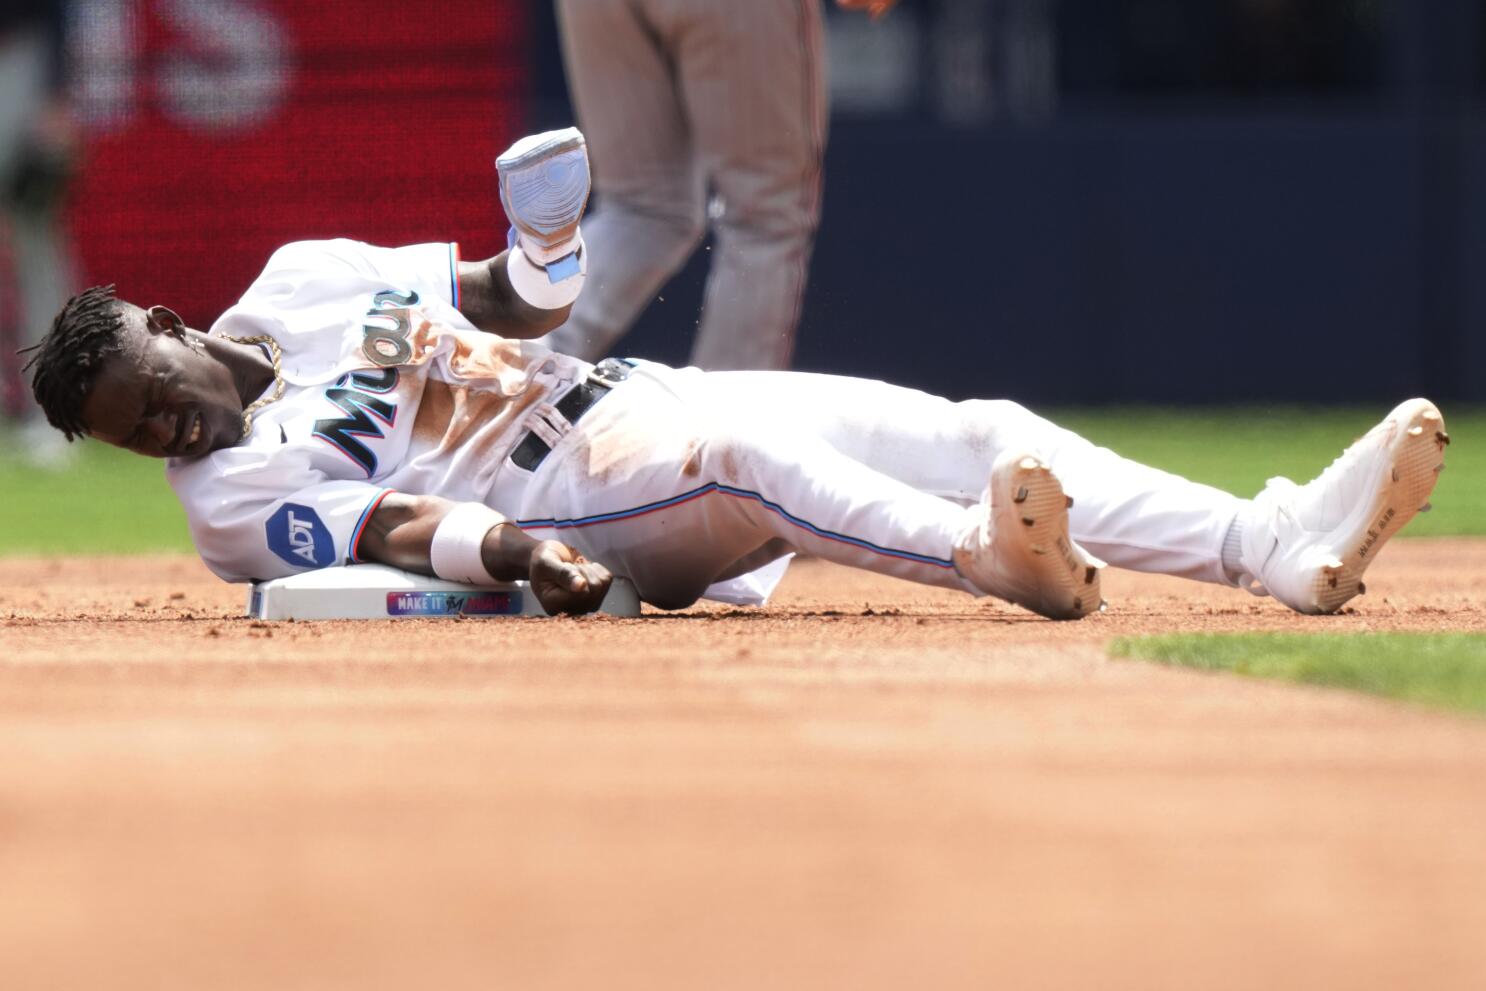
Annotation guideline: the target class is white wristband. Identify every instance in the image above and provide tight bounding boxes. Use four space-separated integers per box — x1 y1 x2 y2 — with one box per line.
429 503 507 585
507 235 587 310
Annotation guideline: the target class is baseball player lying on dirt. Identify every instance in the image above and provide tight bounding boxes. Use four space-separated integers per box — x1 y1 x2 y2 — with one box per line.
23 129 1449 619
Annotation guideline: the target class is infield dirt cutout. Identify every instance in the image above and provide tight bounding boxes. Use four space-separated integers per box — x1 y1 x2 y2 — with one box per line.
2 539 1485 990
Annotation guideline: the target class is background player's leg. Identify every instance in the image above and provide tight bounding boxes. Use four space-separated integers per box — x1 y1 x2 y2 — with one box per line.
696 371 1245 585
546 0 707 361
8 197 78 466
12 201 75 377
668 0 827 371
0 29 46 423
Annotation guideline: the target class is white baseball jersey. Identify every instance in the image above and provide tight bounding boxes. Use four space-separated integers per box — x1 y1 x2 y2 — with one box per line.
167 239 590 583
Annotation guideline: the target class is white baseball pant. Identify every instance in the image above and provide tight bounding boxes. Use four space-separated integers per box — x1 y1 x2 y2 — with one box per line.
502 363 1244 609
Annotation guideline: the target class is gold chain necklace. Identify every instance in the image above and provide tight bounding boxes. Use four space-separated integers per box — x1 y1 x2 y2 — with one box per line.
219 334 285 439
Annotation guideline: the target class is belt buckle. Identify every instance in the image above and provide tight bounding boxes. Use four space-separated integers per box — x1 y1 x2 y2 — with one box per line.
589 357 631 386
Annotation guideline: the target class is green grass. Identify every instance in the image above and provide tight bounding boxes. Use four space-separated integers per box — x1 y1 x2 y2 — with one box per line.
0 434 192 555
1111 633 1486 716
0 405 1479 556
1049 405 1482 537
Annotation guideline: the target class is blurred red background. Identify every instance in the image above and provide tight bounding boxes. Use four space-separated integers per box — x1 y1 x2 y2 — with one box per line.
66 0 529 329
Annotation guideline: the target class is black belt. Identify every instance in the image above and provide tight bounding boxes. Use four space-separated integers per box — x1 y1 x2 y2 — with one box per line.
509 358 633 471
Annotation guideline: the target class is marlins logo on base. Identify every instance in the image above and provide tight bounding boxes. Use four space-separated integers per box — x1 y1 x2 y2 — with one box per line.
386 590 523 616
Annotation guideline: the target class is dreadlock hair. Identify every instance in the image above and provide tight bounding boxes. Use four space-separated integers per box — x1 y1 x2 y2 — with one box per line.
21 285 130 441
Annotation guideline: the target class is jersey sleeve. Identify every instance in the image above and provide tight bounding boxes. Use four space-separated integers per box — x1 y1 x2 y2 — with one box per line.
183 473 395 583
259 238 461 308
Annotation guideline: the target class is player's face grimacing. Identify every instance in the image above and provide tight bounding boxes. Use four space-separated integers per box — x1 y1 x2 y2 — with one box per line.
80 305 257 459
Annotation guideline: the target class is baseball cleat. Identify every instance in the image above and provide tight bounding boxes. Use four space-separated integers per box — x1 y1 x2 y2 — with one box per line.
954 450 1105 620
497 127 590 266
1237 398 1448 614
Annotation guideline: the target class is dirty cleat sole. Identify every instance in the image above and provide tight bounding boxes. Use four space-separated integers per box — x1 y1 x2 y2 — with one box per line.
956 451 1105 620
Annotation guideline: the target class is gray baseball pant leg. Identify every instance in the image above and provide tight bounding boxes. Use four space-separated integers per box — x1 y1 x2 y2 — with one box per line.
549 0 827 371
672 0 827 371
10 203 75 353
0 30 74 420
547 0 708 361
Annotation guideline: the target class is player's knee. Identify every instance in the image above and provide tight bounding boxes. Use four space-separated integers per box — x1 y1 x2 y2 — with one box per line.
651 201 706 250
957 399 1052 448
696 425 780 487
960 398 1035 425
642 590 703 611
601 189 706 247
709 192 820 246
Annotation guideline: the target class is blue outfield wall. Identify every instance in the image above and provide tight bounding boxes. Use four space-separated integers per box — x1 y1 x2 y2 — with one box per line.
614 115 1482 406
1466 117 1486 404
803 116 1422 405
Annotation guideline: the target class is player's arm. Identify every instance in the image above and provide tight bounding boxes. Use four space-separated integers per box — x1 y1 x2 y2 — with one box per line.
455 253 574 339
456 127 591 341
358 492 612 616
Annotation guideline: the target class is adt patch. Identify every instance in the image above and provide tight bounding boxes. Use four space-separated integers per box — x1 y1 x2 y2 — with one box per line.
267 503 334 569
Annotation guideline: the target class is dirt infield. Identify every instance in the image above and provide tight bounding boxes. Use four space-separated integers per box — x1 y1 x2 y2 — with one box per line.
2 540 1485 991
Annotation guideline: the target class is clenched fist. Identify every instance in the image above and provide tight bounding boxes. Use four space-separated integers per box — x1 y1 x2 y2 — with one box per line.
528 540 613 615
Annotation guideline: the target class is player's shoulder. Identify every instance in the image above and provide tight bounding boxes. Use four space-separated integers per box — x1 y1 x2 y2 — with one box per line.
252 239 454 300
231 239 397 315
259 238 381 279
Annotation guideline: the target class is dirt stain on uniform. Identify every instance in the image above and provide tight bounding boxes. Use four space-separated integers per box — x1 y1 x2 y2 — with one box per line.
719 448 740 485
682 441 703 478
401 315 567 465
442 388 493 456
449 329 528 385
404 316 442 366
410 378 546 462
479 385 548 462
412 380 457 447
575 430 622 487
404 314 533 391
962 423 994 463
